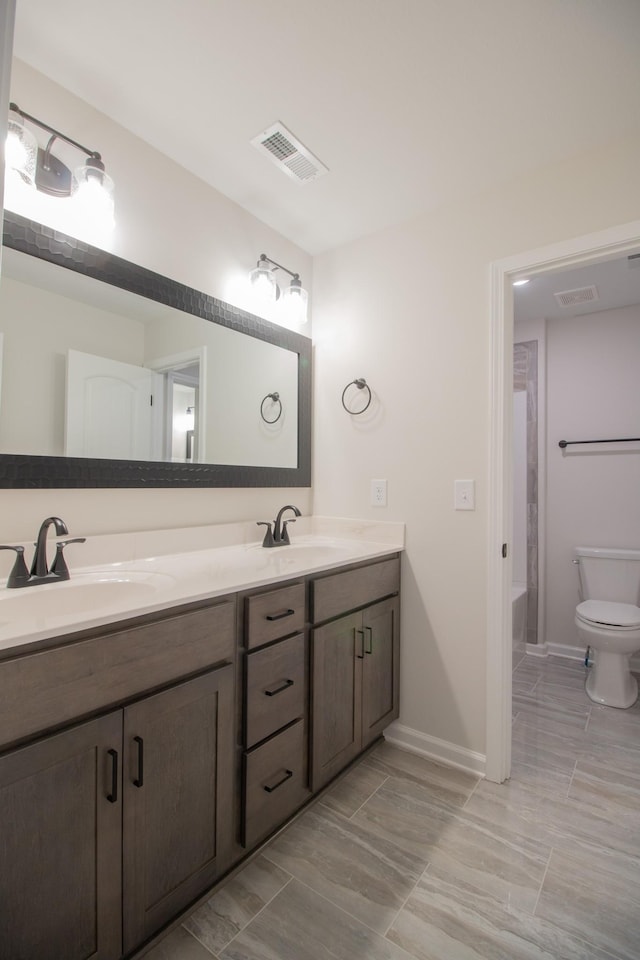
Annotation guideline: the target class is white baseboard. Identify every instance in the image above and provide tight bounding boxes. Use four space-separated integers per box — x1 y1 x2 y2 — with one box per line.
525 643 640 672
546 642 585 661
525 641 548 657
384 721 486 778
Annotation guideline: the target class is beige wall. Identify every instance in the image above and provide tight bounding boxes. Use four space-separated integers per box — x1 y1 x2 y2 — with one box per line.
3 53 640 763
311 134 640 756
545 303 640 653
1 59 313 556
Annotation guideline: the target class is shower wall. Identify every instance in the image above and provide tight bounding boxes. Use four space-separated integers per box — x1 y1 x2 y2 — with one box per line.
514 340 538 645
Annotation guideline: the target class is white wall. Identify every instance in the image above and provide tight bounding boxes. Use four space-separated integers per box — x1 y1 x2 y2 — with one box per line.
545 303 640 653
312 134 640 757
0 59 313 556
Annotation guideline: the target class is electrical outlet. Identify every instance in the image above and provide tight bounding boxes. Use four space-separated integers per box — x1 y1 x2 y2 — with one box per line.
371 479 387 507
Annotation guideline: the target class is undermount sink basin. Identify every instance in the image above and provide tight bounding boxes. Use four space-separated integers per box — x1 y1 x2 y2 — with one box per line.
248 540 356 563
0 571 176 621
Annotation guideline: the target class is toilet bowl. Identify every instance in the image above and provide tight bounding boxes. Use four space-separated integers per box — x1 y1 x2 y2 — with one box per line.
574 547 640 709
575 601 640 708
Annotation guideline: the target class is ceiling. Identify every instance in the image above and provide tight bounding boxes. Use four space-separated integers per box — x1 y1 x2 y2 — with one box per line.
514 254 640 325
10 0 640 257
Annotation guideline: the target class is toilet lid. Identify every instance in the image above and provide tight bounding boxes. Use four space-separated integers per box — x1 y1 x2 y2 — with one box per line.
577 599 640 628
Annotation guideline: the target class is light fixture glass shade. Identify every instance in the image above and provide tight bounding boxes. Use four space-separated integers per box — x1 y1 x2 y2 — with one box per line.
280 278 308 324
6 114 37 186
71 162 116 231
250 261 278 306
5 113 38 205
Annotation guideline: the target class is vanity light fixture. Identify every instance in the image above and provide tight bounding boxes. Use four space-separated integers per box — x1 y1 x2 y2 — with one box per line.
250 253 308 324
5 102 115 229
512 278 530 286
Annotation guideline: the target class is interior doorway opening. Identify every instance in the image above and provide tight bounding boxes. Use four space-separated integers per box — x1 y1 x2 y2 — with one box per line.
487 219 640 784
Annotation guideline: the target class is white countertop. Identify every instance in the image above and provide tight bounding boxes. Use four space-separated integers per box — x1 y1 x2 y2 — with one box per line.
0 517 404 654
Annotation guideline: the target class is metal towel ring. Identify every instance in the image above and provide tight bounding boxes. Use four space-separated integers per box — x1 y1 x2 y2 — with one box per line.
261 392 282 424
341 378 372 415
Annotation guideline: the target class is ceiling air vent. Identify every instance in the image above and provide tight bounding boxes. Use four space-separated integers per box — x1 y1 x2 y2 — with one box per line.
553 285 599 307
251 122 329 184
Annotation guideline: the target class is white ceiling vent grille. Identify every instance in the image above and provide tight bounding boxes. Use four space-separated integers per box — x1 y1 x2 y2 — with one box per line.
251 122 328 184
553 285 599 307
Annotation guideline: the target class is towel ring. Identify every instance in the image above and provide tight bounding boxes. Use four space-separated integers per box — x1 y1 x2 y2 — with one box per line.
261 392 282 424
341 378 372 415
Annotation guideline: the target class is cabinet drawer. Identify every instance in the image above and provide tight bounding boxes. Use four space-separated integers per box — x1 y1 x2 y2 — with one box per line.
310 557 400 624
245 582 305 649
243 719 307 847
0 598 236 750
245 633 305 748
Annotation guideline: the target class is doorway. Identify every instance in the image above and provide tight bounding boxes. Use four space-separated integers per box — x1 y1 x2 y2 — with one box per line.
486 219 640 783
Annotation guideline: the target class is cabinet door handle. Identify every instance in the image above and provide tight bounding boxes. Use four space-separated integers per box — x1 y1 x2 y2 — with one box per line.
264 678 294 697
365 626 373 655
106 749 118 803
356 628 365 659
263 769 293 793
133 735 144 788
266 608 295 622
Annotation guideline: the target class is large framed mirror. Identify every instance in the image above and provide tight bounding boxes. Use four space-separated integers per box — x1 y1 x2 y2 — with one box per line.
0 213 311 488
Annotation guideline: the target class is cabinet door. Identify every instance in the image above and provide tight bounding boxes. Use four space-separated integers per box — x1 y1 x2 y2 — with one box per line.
122 666 234 954
310 612 362 790
362 597 400 747
0 712 123 960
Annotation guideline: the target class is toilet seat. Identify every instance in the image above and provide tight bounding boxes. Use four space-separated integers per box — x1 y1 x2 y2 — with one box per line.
576 599 640 629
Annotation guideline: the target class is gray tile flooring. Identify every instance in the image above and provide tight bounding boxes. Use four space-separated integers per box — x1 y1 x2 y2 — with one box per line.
145 655 640 960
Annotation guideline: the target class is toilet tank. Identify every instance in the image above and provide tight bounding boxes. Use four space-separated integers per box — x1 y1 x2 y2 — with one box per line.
575 547 640 604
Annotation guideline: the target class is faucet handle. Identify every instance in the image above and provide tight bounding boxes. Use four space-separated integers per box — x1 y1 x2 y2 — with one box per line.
257 522 275 548
50 538 87 580
0 545 30 588
281 519 296 545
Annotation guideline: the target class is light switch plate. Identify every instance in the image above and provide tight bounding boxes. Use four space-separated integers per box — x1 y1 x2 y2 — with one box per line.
454 479 475 510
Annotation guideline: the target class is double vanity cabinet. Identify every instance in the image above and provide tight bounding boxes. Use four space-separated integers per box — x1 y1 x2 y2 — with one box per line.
0 548 400 960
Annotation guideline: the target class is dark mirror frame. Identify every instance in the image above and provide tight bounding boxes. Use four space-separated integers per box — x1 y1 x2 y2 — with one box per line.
0 213 311 488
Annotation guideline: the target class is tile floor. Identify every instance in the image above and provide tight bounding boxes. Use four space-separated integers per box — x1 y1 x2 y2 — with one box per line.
144 654 640 960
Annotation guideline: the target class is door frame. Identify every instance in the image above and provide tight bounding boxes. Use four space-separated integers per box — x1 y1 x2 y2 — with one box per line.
486 218 640 783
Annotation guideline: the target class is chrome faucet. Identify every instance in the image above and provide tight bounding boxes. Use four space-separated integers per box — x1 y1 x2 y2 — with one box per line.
257 504 301 548
0 516 86 588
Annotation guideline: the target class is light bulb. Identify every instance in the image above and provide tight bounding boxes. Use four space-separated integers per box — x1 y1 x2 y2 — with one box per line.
280 279 308 324
5 114 37 187
250 260 278 308
71 162 115 233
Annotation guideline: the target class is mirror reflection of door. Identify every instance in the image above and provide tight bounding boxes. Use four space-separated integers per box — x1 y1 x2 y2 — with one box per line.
65 349 156 460
167 368 198 462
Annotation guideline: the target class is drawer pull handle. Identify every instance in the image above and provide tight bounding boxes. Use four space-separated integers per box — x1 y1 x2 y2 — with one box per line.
264 769 293 793
356 628 365 659
365 626 373 655
106 749 118 803
133 736 144 788
265 678 294 697
266 608 295 622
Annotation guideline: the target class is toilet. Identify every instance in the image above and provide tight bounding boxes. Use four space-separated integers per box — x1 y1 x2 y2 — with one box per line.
574 547 640 708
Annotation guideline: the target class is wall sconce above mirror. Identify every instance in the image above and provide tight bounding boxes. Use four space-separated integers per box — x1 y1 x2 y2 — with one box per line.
250 253 309 325
5 104 115 244
0 213 311 489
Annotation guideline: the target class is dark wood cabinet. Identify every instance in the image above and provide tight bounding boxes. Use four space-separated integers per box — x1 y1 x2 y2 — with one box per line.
0 597 236 960
310 560 400 792
0 712 123 960
0 553 400 958
241 582 310 847
122 667 234 954
361 597 400 747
